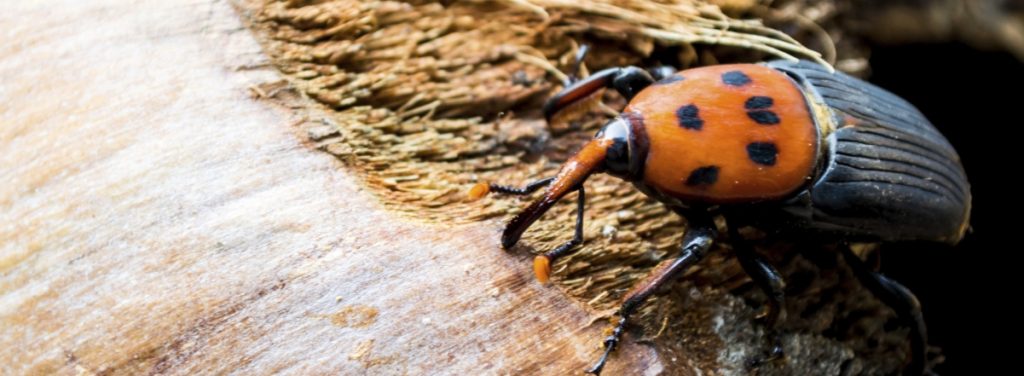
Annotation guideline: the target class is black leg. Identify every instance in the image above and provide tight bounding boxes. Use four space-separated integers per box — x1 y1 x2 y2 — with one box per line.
587 214 717 375
545 44 676 121
841 246 927 376
543 66 655 121
533 186 586 283
561 44 674 86
482 176 587 283
488 177 554 195
564 44 590 86
731 227 786 367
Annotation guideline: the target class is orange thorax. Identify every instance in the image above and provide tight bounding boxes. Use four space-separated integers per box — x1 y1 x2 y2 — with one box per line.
625 64 819 203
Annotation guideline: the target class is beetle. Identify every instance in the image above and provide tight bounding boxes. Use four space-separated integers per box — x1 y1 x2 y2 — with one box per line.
469 58 971 375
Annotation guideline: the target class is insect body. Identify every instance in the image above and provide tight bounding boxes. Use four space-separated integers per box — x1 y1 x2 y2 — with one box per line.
473 60 970 375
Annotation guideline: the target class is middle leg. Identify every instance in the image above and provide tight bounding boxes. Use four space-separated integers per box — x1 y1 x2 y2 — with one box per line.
730 226 787 366
543 45 678 121
543 66 656 120
841 245 928 375
586 213 717 375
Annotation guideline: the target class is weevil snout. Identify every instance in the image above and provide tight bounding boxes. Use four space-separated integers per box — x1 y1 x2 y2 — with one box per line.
499 137 610 249
465 116 643 283
501 115 643 249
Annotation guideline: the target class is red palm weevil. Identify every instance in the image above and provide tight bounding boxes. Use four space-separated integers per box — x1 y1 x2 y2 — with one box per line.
470 58 970 375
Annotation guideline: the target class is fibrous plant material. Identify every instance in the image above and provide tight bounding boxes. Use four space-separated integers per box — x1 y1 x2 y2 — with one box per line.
248 0 759 314
238 0 929 373
244 0 827 298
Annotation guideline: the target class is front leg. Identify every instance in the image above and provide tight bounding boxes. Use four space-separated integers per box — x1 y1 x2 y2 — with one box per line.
470 177 589 283
587 214 717 375
534 186 587 284
468 177 553 201
543 66 656 121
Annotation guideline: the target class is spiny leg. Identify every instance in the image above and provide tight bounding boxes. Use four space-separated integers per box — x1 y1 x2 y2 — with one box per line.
487 177 554 196
587 214 717 375
841 246 927 375
730 226 786 367
545 44 677 121
564 44 590 86
561 44 674 86
469 177 554 201
533 186 586 283
543 66 656 121
476 176 588 283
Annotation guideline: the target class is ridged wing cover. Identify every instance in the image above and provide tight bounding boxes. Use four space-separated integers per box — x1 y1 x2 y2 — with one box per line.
767 60 971 244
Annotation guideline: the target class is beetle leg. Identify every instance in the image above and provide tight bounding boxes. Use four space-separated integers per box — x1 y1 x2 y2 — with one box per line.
564 44 590 86
469 177 555 201
731 227 786 367
487 177 554 196
532 186 585 283
482 178 587 283
586 214 717 375
543 66 655 121
841 246 927 376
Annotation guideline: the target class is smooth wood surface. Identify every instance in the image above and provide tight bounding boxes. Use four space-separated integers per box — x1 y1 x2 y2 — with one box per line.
0 1 659 374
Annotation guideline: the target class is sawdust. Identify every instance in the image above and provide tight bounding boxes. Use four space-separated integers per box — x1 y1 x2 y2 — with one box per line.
348 339 374 361
347 339 403 371
329 305 380 328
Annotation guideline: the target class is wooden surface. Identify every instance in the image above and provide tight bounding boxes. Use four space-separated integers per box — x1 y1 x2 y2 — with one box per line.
0 1 660 374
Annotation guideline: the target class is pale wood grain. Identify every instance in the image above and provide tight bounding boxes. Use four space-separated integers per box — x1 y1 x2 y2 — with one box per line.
0 1 660 374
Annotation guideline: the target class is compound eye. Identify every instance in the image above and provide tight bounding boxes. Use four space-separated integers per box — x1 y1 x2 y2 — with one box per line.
606 137 629 175
596 117 632 177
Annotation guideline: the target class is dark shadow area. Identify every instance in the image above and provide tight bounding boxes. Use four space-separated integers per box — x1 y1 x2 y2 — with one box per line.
868 43 1022 375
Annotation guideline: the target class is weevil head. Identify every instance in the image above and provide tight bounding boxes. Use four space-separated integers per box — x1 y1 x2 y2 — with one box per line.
594 114 646 181
500 115 644 250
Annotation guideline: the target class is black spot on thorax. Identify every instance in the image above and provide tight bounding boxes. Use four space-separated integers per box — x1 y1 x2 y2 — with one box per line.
745 96 773 109
722 71 752 86
746 142 778 166
744 95 780 125
685 166 719 187
676 104 704 130
748 111 780 125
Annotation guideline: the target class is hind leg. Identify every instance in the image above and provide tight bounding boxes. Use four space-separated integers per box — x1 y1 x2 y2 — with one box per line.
731 227 786 366
841 246 927 375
